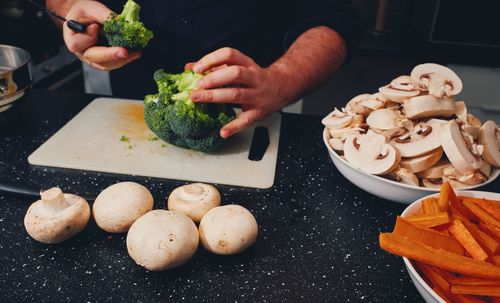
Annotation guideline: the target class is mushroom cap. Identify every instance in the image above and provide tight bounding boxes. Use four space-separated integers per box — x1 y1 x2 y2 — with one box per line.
93 182 154 233
385 167 419 187
443 166 486 186
126 210 199 271
440 120 483 174
199 205 258 255
479 120 500 167
391 120 445 158
328 137 345 151
410 63 463 97
321 108 353 129
345 94 372 116
378 75 420 103
167 183 221 223
24 187 90 244
366 108 401 131
403 95 455 120
344 131 401 175
400 147 443 173
416 159 452 179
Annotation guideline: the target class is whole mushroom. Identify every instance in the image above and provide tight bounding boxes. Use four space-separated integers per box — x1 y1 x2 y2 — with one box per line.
168 183 221 223
199 205 258 255
24 187 90 244
126 210 199 271
93 182 154 233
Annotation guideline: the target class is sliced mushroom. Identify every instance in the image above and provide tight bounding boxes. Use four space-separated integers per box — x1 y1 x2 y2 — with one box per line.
329 126 366 139
421 178 443 189
410 63 463 97
322 108 354 129
442 176 470 189
478 120 500 167
366 108 403 131
328 137 345 151
344 131 400 175
385 167 419 187
416 159 452 179
440 120 482 174
403 95 455 120
400 147 443 173
457 119 480 140
379 75 420 103
478 159 492 178
391 120 446 158
443 166 486 186
455 101 467 122
345 94 372 116
467 114 482 128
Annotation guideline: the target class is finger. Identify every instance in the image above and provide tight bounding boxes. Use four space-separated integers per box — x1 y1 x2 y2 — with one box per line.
197 66 255 89
193 47 255 73
64 23 100 54
191 87 252 104
184 62 196 70
82 52 141 71
82 47 140 63
220 110 259 138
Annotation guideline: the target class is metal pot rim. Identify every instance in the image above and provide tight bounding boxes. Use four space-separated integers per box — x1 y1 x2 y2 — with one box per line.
0 44 32 75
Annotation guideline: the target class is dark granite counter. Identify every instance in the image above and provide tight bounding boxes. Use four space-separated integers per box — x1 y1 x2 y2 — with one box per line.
1 90 497 303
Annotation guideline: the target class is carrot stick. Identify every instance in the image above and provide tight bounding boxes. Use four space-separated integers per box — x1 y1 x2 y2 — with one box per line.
480 221 500 240
379 232 500 279
423 197 441 214
406 212 450 228
447 276 500 286
431 286 452 303
451 285 500 297
461 197 500 221
491 256 500 266
417 262 451 291
460 219 500 256
394 216 464 255
438 182 452 212
463 200 500 233
449 219 489 261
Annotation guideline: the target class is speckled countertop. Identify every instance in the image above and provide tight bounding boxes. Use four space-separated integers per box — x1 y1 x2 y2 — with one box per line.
1 90 498 303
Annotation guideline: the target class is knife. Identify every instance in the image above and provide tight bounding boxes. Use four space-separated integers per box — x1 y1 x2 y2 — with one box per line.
0 180 95 202
27 0 88 33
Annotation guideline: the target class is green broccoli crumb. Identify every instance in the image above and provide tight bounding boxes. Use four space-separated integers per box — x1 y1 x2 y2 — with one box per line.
120 135 129 142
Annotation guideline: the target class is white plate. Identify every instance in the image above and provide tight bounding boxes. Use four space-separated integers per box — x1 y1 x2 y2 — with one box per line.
323 128 500 204
401 190 500 303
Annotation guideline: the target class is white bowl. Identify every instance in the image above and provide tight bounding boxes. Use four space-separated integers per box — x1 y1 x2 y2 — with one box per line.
401 190 500 303
323 128 500 204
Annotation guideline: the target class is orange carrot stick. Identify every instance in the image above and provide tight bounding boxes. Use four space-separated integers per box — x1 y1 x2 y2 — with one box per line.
423 197 441 215
449 219 489 261
379 232 500 280
491 256 500 266
461 197 500 221
463 200 500 232
460 219 500 256
451 285 500 297
417 262 451 291
395 216 464 255
432 286 453 303
406 212 450 228
438 182 453 212
447 276 500 286
480 221 500 240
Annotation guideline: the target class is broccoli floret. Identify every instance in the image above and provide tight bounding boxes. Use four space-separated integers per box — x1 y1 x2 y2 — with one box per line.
143 69 236 153
103 0 153 50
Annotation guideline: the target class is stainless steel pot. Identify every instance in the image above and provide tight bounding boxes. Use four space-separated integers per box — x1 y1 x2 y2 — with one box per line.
0 44 33 113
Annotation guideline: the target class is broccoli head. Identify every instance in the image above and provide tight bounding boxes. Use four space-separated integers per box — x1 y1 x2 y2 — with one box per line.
144 70 236 153
103 0 153 50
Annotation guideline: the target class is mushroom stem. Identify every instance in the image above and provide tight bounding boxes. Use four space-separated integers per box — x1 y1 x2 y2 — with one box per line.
40 187 70 213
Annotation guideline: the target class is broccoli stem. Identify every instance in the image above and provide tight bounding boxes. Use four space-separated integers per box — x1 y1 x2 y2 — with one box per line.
121 0 140 22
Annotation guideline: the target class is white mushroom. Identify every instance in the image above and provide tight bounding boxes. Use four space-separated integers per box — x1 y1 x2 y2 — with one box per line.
443 166 486 186
344 130 400 175
455 101 467 122
441 176 470 189
440 120 483 174
93 182 154 233
199 205 258 255
24 187 90 244
390 119 446 158
478 159 492 178
400 147 443 173
126 210 199 271
467 114 482 128
328 137 345 151
345 94 372 116
167 183 221 223
410 63 463 97
421 178 443 189
378 75 420 103
385 167 419 187
479 120 500 167
366 108 402 131
322 108 360 129
402 95 455 120
416 160 452 179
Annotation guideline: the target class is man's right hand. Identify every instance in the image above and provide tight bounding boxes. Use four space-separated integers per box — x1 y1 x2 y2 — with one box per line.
63 0 140 71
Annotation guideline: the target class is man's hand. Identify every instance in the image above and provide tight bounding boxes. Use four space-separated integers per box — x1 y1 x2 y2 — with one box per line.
187 48 290 139
63 0 140 71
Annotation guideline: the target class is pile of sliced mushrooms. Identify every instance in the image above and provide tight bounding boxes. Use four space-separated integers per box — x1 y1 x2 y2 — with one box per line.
323 63 500 189
24 182 258 271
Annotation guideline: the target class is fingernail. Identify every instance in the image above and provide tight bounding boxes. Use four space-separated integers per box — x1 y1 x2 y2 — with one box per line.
116 50 127 58
193 63 202 73
191 91 201 101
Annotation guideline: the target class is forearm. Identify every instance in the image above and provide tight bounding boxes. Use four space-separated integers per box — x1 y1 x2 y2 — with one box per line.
267 26 347 104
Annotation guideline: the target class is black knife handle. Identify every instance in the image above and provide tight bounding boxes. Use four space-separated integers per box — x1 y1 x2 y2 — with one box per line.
66 20 88 33
0 181 40 198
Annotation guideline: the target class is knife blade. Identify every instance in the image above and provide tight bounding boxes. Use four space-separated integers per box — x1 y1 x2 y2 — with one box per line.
27 0 88 33
0 180 95 202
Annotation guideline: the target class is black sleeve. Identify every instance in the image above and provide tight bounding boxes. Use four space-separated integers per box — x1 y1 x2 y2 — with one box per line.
284 0 361 59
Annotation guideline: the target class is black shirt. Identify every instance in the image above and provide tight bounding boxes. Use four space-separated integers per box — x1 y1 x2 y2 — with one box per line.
101 0 359 99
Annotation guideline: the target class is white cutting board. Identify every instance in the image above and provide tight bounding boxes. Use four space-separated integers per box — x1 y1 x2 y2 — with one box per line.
28 98 281 189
